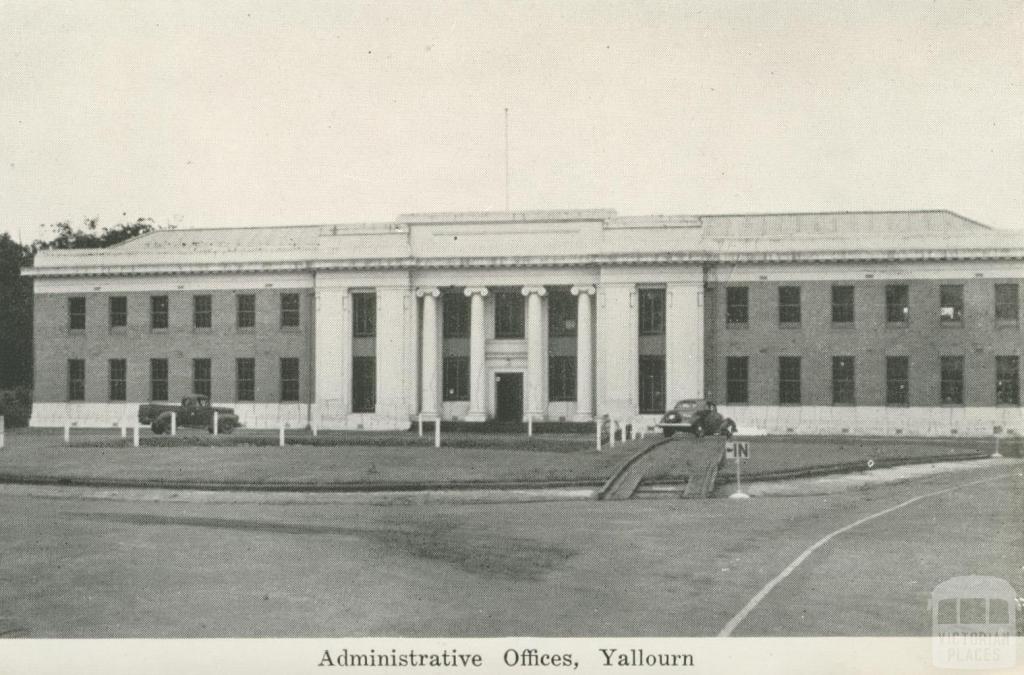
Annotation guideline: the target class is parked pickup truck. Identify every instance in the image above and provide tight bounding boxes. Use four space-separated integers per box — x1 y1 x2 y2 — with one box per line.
139 394 240 434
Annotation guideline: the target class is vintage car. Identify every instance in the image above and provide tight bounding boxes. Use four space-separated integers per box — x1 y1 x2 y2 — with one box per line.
138 394 240 434
656 399 736 438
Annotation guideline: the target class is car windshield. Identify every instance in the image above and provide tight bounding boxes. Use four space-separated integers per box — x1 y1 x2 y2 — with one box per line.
673 400 700 411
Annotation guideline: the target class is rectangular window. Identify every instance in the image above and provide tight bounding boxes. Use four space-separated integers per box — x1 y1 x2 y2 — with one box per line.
832 285 855 324
192 358 211 398
996 356 1020 405
150 295 169 329
638 288 666 336
193 294 212 329
832 356 855 405
726 356 749 404
549 355 576 402
726 286 748 325
280 293 300 328
443 293 470 338
778 356 801 404
68 359 85 401
442 356 469 401
939 285 964 323
108 359 127 401
778 286 801 324
548 289 578 338
150 358 168 401
886 356 909 406
68 297 86 330
886 285 909 323
638 356 665 413
236 294 255 329
280 357 300 402
236 358 255 402
995 284 1019 322
352 357 376 412
940 356 964 405
494 291 525 339
109 296 127 328
352 293 376 337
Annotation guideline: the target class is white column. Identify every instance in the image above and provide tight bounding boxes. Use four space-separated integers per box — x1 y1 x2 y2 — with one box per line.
375 285 413 427
417 288 441 417
522 285 547 419
666 281 705 403
464 286 489 422
315 283 350 423
571 285 596 421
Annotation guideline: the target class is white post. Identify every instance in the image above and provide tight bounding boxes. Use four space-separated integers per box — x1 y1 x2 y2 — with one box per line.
609 420 616 448
279 423 286 447
120 416 127 438
0 415 4 449
729 445 750 499
64 423 70 444
213 410 219 436
418 412 424 437
170 411 177 436
311 418 318 437
434 417 441 448
133 420 140 448
595 418 602 451
527 414 533 437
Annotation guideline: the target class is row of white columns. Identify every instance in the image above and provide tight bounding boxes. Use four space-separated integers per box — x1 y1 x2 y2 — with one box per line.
417 284 596 422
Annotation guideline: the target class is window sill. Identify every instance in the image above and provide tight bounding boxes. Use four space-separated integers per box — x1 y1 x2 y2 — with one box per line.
236 327 255 333
193 327 213 334
778 322 801 330
68 328 86 334
494 336 526 341
150 327 169 333
831 322 856 329
108 326 127 334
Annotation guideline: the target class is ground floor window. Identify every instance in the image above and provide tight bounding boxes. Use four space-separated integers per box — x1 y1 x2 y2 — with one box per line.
638 356 665 413
726 356 748 404
778 356 800 404
832 356 855 405
150 358 168 401
193 358 211 398
886 356 909 406
549 355 576 401
352 357 375 413
236 358 255 402
940 356 964 405
109 359 127 401
68 359 85 401
996 356 1019 405
442 356 469 401
280 358 300 402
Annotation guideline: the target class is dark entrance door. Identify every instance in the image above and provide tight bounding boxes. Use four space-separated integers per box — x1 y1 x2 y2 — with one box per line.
495 373 523 422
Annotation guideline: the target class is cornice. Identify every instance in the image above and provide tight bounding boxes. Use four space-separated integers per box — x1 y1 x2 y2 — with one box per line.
21 247 1024 279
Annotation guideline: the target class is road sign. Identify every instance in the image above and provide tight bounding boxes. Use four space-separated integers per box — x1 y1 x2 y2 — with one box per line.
725 441 749 460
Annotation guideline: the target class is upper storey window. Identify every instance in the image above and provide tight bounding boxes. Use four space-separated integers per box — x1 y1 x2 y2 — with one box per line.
494 291 525 339
831 285 855 324
725 287 748 325
778 286 801 324
151 296 169 329
939 285 963 323
548 289 578 338
352 293 376 338
109 297 127 328
638 288 665 336
995 284 1018 322
68 297 86 330
280 293 301 328
443 293 469 338
886 285 909 323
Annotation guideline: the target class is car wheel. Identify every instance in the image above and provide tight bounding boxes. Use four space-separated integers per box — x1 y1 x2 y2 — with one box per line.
220 420 235 434
662 428 675 438
151 421 164 435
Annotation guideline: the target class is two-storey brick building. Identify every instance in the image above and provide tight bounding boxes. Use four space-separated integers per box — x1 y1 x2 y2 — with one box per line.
23 208 1024 436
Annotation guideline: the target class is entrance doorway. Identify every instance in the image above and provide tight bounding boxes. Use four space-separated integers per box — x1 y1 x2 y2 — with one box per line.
495 372 524 422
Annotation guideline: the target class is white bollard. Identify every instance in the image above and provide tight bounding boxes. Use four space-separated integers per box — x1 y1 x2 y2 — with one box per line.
595 418 602 451
170 411 177 436
213 411 219 436
434 418 441 448
0 415 4 450
120 417 127 438
311 419 318 437
418 412 424 437
64 423 70 444
133 420 140 448
609 420 616 448
279 423 286 447
527 414 533 437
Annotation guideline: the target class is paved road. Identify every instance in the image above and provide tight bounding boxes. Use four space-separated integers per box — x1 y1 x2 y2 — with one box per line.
0 461 1019 637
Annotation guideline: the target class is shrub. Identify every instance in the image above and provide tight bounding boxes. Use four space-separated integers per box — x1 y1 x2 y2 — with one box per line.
0 386 32 428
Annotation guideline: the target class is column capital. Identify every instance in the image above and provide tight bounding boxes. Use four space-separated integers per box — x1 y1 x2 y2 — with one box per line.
521 285 547 297
571 285 597 296
415 287 441 298
463 286 489 297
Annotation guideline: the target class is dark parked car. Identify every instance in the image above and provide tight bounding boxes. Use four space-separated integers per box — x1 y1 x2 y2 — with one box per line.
656 399 736 438
139 394 240 434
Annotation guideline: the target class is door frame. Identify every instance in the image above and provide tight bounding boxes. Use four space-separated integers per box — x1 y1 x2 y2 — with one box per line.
492 369 526 422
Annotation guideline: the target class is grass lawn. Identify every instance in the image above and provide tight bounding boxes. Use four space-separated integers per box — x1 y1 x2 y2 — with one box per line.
0 429 999 488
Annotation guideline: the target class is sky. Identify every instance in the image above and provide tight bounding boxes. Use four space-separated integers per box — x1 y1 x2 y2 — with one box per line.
0 0 1022 242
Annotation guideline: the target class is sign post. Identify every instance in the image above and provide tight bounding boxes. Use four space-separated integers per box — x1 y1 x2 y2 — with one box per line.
725 441 750 499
